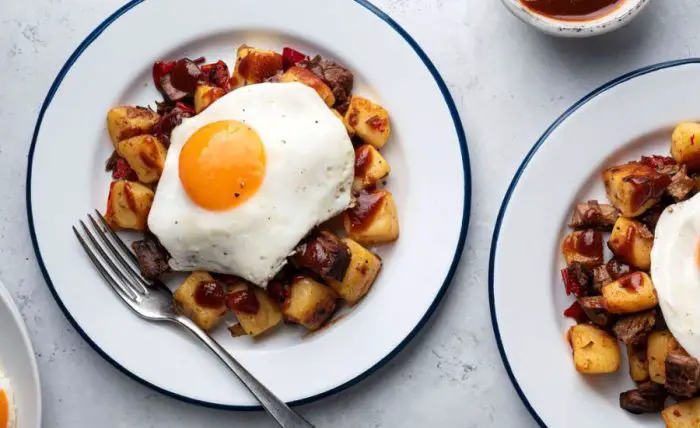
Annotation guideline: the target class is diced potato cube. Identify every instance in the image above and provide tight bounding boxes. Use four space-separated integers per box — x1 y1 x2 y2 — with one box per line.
230 45 284 88
648 330 681 384
608 217 653 270
352 144 391 191
663 397 700 427
332 108 355 137
174 272 227 331
343 189 399 245
602 162 670 217
602 272 657 314
344 96 391 149
561 229 604 267
277 66 335 106
568 324 621 374
228 281 283 337
104 180 154 231
106 106 160 147
116 135 167 184
327 238 382 305
283 276 337 331
672 122 700 172
627 344 649 382
194 85 226 114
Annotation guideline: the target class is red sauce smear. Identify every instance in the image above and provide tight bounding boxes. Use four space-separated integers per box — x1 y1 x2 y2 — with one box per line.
624 173 672 213
346 189 386 232
562 229 603 258
354 145 373 178
194 280 225 308
267 280 290 304
226 289 260 314
521 0 623 21
618 272 643 291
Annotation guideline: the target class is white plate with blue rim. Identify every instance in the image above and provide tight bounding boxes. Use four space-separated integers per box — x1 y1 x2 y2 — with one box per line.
27 0 470 408
490 59 700 427
0 280 42 427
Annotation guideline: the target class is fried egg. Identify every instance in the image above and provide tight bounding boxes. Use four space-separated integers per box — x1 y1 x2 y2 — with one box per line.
0 372 15 428
148 82 354 287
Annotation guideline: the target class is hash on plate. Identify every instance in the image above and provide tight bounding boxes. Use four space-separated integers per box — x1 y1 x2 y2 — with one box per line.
102 45 398 338
560 121 700 425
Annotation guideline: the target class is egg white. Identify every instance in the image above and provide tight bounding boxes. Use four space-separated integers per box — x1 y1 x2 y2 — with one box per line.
0 373 15 428
148 82 354 287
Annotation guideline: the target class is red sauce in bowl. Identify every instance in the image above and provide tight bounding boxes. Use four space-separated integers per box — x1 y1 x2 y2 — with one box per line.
521 0 624 21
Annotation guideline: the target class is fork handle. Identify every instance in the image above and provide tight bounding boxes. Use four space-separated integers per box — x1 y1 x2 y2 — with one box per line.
174 315 315 428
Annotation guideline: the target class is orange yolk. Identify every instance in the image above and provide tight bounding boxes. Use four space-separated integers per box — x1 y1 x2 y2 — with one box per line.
0 389 8 428
179 120 266 211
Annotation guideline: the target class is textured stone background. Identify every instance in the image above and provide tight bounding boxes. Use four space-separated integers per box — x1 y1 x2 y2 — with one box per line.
0 0 694 426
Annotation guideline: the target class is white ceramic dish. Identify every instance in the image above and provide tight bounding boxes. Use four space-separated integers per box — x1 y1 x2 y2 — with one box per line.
490 59 700 427
27 0 470 409
501 0 650 37
0 280 42 427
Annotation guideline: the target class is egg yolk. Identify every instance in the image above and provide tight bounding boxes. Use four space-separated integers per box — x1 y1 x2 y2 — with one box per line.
0 389 8 428
179 120 266 211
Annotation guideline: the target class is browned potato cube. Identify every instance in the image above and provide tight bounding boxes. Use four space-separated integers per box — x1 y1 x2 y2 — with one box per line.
277 66 335 106
116 135 167 184
343 188 399 245
608 217 653 270
174 272 227 331
230 45 284 88
332 108 355 137
627 344 650 382
228 281 283 337
104 180 154 231
106 106 160 147
327 238 382 305
561 229 604 267
353 144 391 191
568 324 621 374
663 397 700 427
283 276 337 331
344 96 391 149
672 122 700 171
602 162 671 217
194 85 226 114
602 272 657 314
647 330 681 384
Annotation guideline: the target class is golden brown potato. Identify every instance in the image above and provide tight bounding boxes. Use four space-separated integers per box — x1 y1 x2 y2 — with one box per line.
602 162 671 217
194 85 226 114
230 45 284 88
106 106 160 147
343 189 399 245
174 272 227 331
228 281 283 337
344 96 391 149
627 344 650 383
283 276 337 331
352 144 391 191
116 135 167 184
327 238 382 305
277 66 335 106
568 324 621 374
104 180 154 231
647 330 681 384
332 108 355 137
663 397 700 427
672 122 700 171
602 272 658 314
608 217 653 270
561 229 604 267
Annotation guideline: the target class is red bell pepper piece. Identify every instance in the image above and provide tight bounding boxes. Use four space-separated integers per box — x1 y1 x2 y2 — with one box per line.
153 60 176 91
563 300 587 323
282 47 308 69
561 266 582 297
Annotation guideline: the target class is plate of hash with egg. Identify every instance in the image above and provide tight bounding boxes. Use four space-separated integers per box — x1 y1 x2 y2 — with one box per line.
27 0 470 408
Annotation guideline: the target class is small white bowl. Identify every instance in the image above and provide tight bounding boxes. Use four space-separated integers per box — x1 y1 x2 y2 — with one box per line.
501 0 650 37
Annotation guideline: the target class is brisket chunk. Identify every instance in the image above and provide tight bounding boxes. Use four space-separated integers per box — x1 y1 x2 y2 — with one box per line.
299 55 354 111
665 351 700 398
290 230 351 282
578 296 612 326
667 165 696 202
568 200 619 231
561 261 594 297
612 310 657 346
620 382 667 414
132 233 171 280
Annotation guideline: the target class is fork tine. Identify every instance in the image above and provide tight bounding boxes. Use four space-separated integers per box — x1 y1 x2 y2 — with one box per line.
73 226 137 302
93 210 139 265
87 214 149 295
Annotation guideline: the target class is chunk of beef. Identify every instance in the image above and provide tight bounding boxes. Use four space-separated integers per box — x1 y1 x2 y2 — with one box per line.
638 203 666 230
290 230 351 282
578 296 612 326
640 155 679 175
591 265 613 293
667 165 696 202
607 258 633 280
568 200 619 231
299 55 354 111
561 261 594 298
620 382 667 414
613 310 657 346
665 351 700 398
132 234 171 280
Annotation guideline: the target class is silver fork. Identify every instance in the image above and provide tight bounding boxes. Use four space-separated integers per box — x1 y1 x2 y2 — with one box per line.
72 210 314 428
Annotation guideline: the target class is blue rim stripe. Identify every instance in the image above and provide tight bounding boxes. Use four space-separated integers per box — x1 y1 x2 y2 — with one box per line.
488 58 700 428
26 0 471 411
